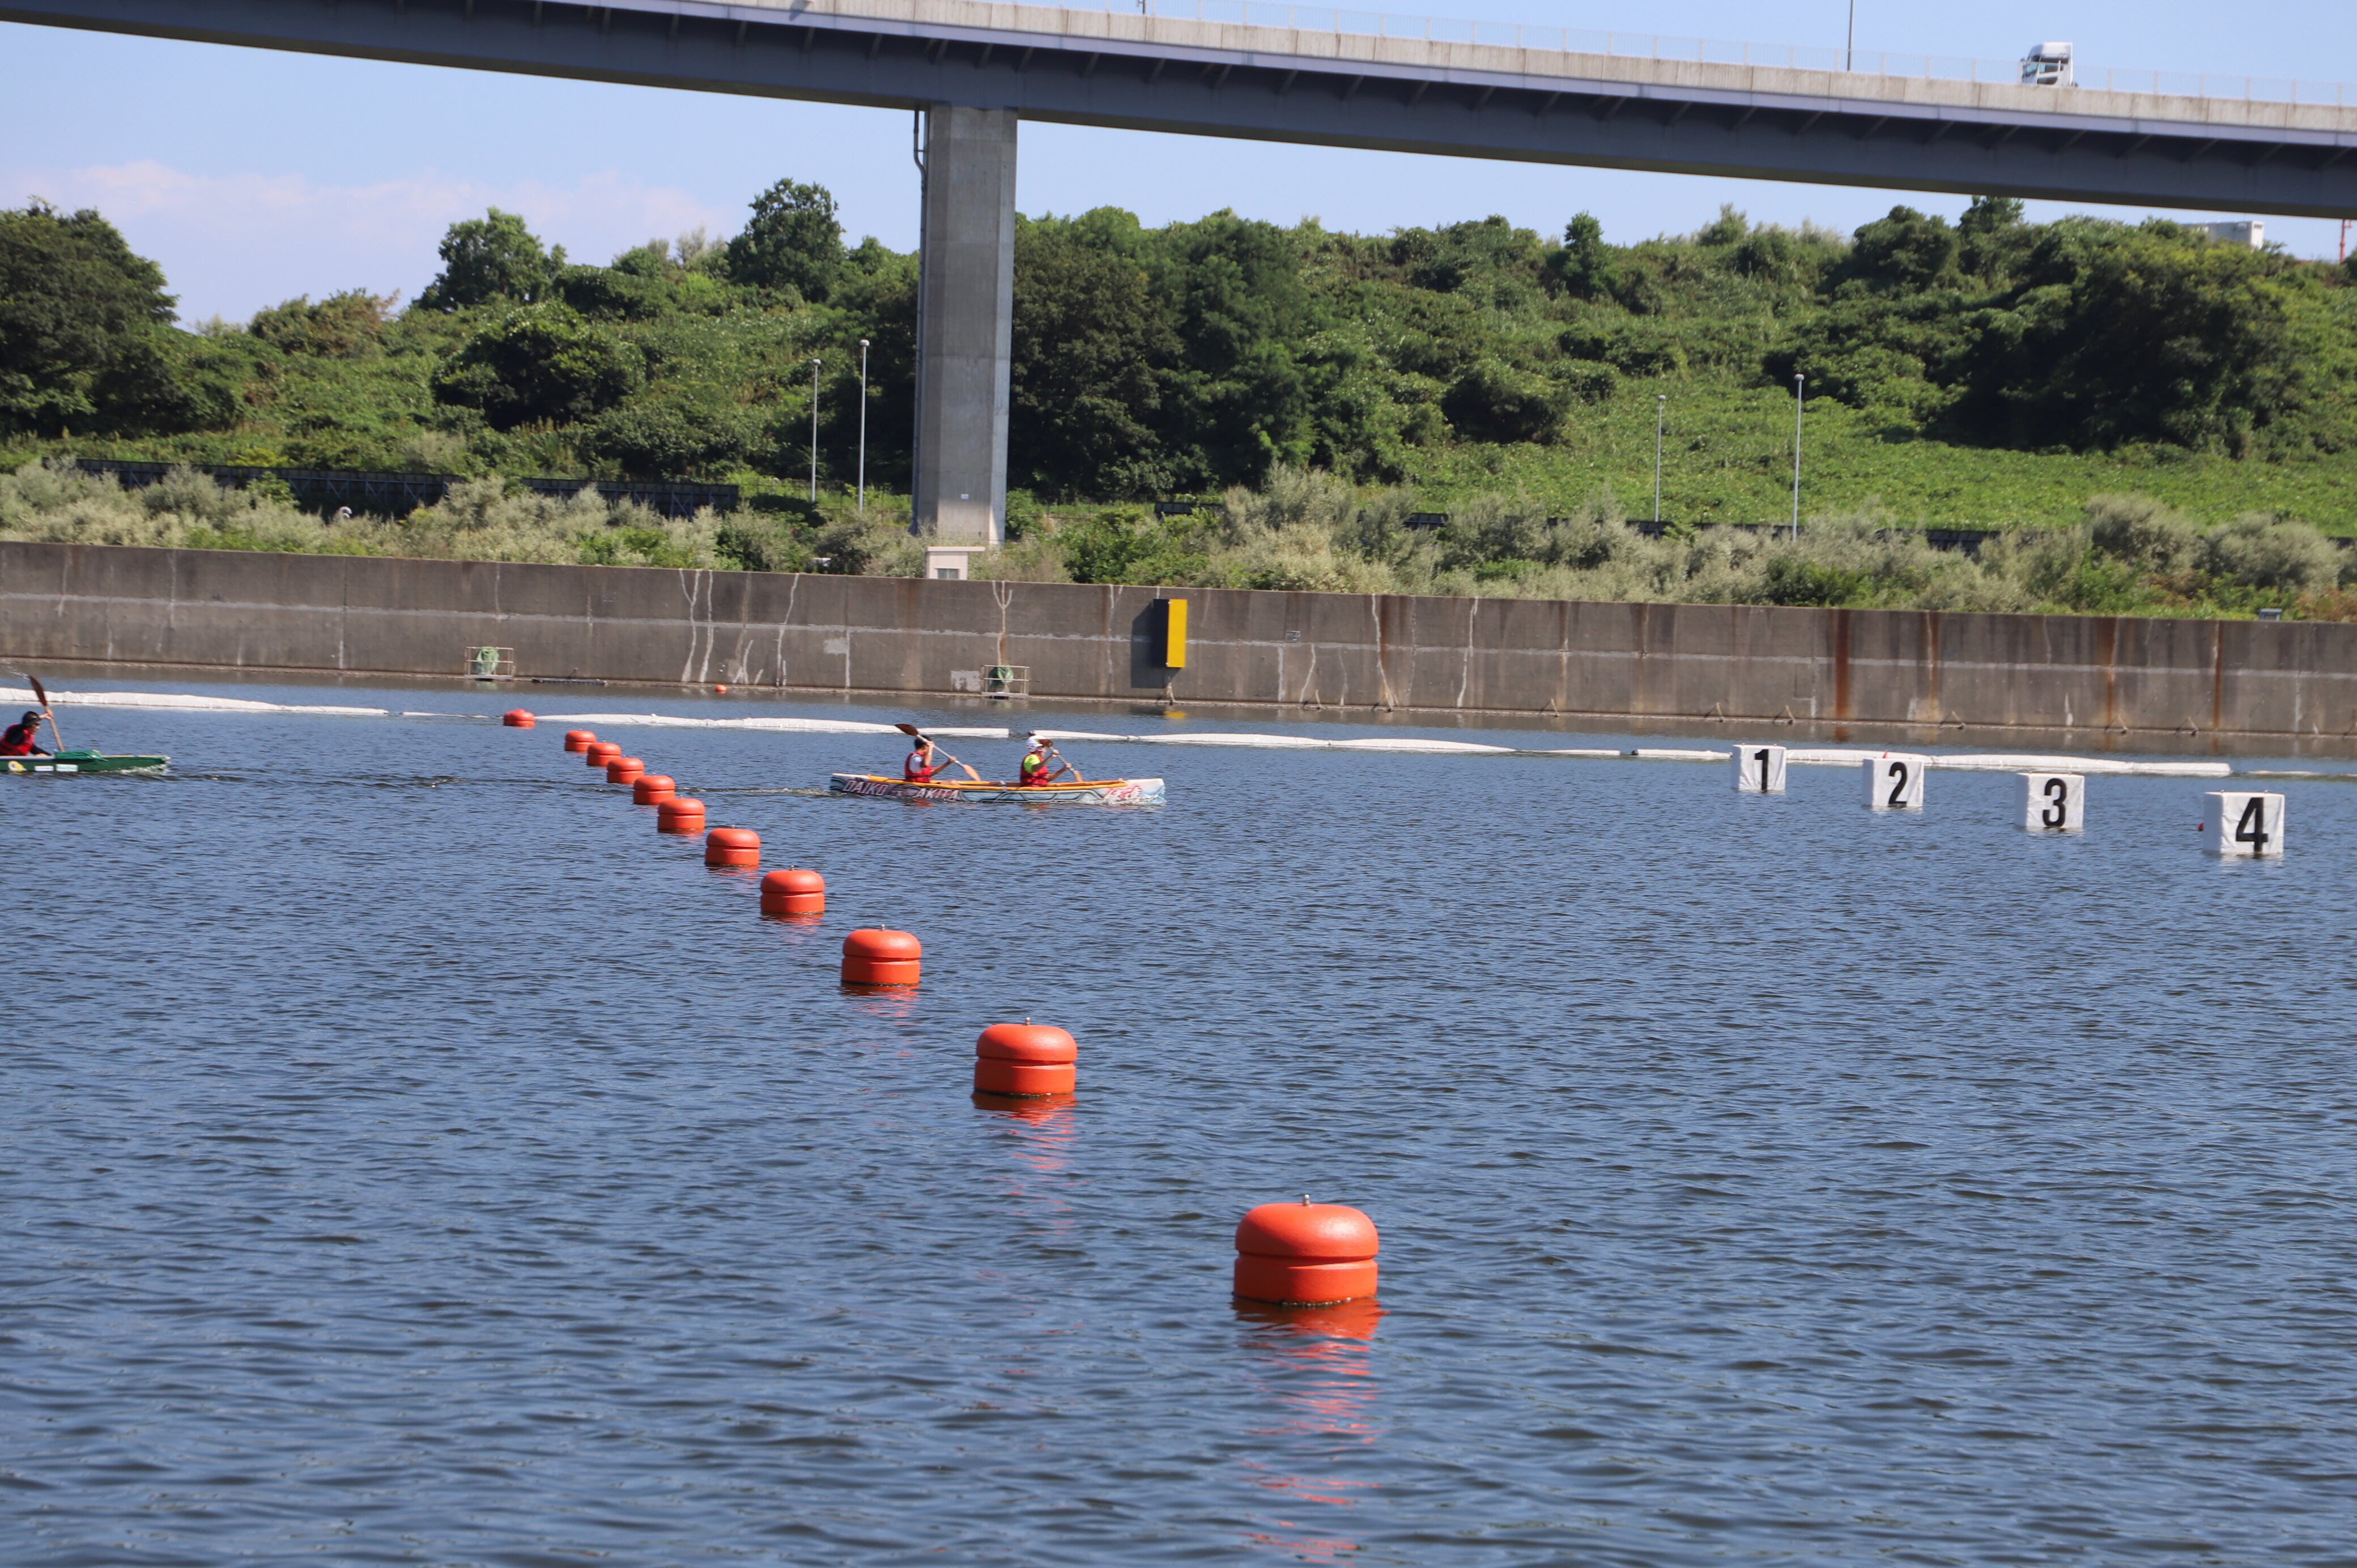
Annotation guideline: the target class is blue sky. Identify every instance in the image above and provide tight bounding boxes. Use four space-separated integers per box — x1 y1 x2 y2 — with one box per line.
4 0 2352 321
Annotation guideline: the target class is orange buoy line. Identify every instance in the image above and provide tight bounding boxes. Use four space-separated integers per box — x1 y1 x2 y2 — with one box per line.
705 827 760 868
974 1022 1077 1097
633 774 676 805
583 741 621 767
1234 1200 1379 1306
656 797 706 834
503 709 535 728
841 928 921 987
606 756 645 785
760 868 826 916
562 729 596 753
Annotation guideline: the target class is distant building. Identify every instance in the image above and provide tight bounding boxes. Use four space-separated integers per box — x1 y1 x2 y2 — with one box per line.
2198 221 2267 248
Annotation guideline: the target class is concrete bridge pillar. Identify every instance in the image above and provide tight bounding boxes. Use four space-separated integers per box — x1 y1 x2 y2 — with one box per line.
913 105 1017 557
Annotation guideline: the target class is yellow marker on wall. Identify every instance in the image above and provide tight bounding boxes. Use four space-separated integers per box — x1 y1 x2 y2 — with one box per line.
1162 597 1188 668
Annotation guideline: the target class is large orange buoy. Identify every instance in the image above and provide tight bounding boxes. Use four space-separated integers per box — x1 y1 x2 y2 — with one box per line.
503 709 535 728
563 729 596 753
1233 1201 1380 1306
584 741 621 768
632 774 675 806
656 797 706 834
974 1022 1077 1097
841 928 921 987
704 827 760 868
606 756 645 785
759 868 826 916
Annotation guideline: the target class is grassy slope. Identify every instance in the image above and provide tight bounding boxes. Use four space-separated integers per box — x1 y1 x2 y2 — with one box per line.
1407 377 2357 534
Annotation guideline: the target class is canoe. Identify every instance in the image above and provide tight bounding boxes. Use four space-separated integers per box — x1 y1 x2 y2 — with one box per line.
831 772 1165 805
3 749 169 775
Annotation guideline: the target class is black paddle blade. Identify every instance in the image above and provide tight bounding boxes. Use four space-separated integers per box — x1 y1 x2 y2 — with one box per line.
27 674 50 709
894 722 924 737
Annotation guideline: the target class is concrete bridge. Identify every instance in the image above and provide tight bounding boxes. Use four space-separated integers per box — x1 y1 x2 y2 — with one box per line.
12 0 2357 550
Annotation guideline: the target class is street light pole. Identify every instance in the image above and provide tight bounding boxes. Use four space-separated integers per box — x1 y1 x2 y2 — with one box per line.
856 338 870 517
1653 394 1666 525
1846 0 1856 70
1791 373 1805 541
809 356 822 503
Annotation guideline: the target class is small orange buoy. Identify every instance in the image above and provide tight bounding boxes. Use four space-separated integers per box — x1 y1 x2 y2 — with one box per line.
656 797 706 834
503 709 535 728
974 1022 1077 1097
633 774 677 806
563 729 596 753
759 868 826 916
1233 1201 1379 1307
606 756 645 785
704 826 760 868
584 741 621 767
841 928 921 987
714 683 730 694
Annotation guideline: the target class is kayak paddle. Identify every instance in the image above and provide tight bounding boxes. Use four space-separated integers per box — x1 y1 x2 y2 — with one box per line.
25 672 64 751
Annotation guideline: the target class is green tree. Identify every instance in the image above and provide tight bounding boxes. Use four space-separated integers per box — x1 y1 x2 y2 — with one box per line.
1839 207 1962 292
431 304 645 429
727 178 844 301
0 201 189 435
1009 218 1180 497
1546 212 1619 300
417 209 564 311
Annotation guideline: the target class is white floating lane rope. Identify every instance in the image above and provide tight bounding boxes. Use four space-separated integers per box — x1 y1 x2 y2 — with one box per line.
0 685 389 717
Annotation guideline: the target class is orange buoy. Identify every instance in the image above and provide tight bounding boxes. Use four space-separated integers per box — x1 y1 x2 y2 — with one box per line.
606 756 645 785
503 709 536 728
584 741 622 768
656 797 706 834
633 774 677 806
563 729 597 753
974 1022 1077 1097
704 827 760 868
841 928 921 987
714 683 730 694
759 868 826 916
1233 1200 1379 1306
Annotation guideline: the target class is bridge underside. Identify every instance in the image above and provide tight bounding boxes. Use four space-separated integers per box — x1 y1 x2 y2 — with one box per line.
11 0 2354 216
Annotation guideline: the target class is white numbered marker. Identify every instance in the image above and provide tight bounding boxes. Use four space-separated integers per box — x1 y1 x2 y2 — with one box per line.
2202 791 2284 857
1864 753 1928 812
2019 773 2085 833
1733 744 1788 794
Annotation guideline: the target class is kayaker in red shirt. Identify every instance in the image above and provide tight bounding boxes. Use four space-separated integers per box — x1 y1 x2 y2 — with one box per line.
903 738 981 783
1 710 51 757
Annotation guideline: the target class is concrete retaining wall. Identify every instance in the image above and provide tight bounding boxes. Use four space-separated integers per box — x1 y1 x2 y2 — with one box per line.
6 540 2355 739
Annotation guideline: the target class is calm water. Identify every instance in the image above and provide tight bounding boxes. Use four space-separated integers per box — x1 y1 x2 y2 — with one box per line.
8 683 2357 1566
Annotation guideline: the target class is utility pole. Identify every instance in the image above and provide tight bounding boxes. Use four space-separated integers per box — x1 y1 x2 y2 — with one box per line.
1653 394 1666 525
1791 373 1805 541
857 338 870 517
809 357 822 503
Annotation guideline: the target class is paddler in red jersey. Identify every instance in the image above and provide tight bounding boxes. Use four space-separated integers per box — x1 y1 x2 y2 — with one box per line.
1 709 52 757
904 737 981 783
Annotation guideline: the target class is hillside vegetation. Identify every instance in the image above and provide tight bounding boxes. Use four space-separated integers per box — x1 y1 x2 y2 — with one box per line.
5 183 2356 617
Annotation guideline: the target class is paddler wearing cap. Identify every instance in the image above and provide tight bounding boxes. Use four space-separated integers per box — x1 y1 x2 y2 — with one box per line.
1018 735 1072 787
1 709 53 758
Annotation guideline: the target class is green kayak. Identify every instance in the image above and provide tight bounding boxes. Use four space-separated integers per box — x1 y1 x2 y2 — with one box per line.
4 749 168 775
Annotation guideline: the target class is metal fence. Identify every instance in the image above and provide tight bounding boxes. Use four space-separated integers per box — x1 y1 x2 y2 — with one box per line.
73 461 739 521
